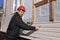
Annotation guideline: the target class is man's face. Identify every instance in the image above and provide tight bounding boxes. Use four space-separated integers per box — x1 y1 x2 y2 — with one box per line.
18 10 24 17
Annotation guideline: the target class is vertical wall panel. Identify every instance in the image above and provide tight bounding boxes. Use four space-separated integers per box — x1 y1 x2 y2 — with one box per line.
55 0 60 22
36 4 50 23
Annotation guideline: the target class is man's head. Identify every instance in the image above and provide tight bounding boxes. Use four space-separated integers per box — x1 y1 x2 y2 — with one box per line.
17 6 26 17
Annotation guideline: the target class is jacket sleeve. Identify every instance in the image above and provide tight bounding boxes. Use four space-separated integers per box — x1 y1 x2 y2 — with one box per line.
15 17 35 30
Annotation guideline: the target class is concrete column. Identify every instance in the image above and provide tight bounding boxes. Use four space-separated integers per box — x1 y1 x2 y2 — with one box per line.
32 5 36 23
49 0 56 22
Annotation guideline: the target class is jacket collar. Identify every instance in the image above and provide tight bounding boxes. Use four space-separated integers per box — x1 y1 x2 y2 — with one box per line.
15 12 22 18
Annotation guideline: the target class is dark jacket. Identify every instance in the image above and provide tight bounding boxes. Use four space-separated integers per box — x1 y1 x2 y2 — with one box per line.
6 12 35 40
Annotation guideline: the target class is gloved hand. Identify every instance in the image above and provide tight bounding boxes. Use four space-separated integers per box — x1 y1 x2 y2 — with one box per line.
35 26 40 30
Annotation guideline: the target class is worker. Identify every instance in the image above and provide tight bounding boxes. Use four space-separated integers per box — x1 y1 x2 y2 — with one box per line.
6 6 40 40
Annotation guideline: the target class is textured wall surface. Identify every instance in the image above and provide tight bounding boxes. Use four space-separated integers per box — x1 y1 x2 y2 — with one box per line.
36 0 60 22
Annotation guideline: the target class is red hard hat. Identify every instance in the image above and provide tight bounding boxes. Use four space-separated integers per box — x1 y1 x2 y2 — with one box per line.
17 6 26 12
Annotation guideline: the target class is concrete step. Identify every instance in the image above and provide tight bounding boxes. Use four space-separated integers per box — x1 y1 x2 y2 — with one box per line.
30 30 60 38
30 31 60 40
22 28 60 35
38 28 60 33
32 23 60 28
21 28 60 40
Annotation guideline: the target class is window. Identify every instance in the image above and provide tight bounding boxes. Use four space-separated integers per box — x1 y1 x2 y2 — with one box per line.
13 0 20 12
36 4 50 23
0 0 4 9
55 0 60 22
33 0 44 4
23 0 32 23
